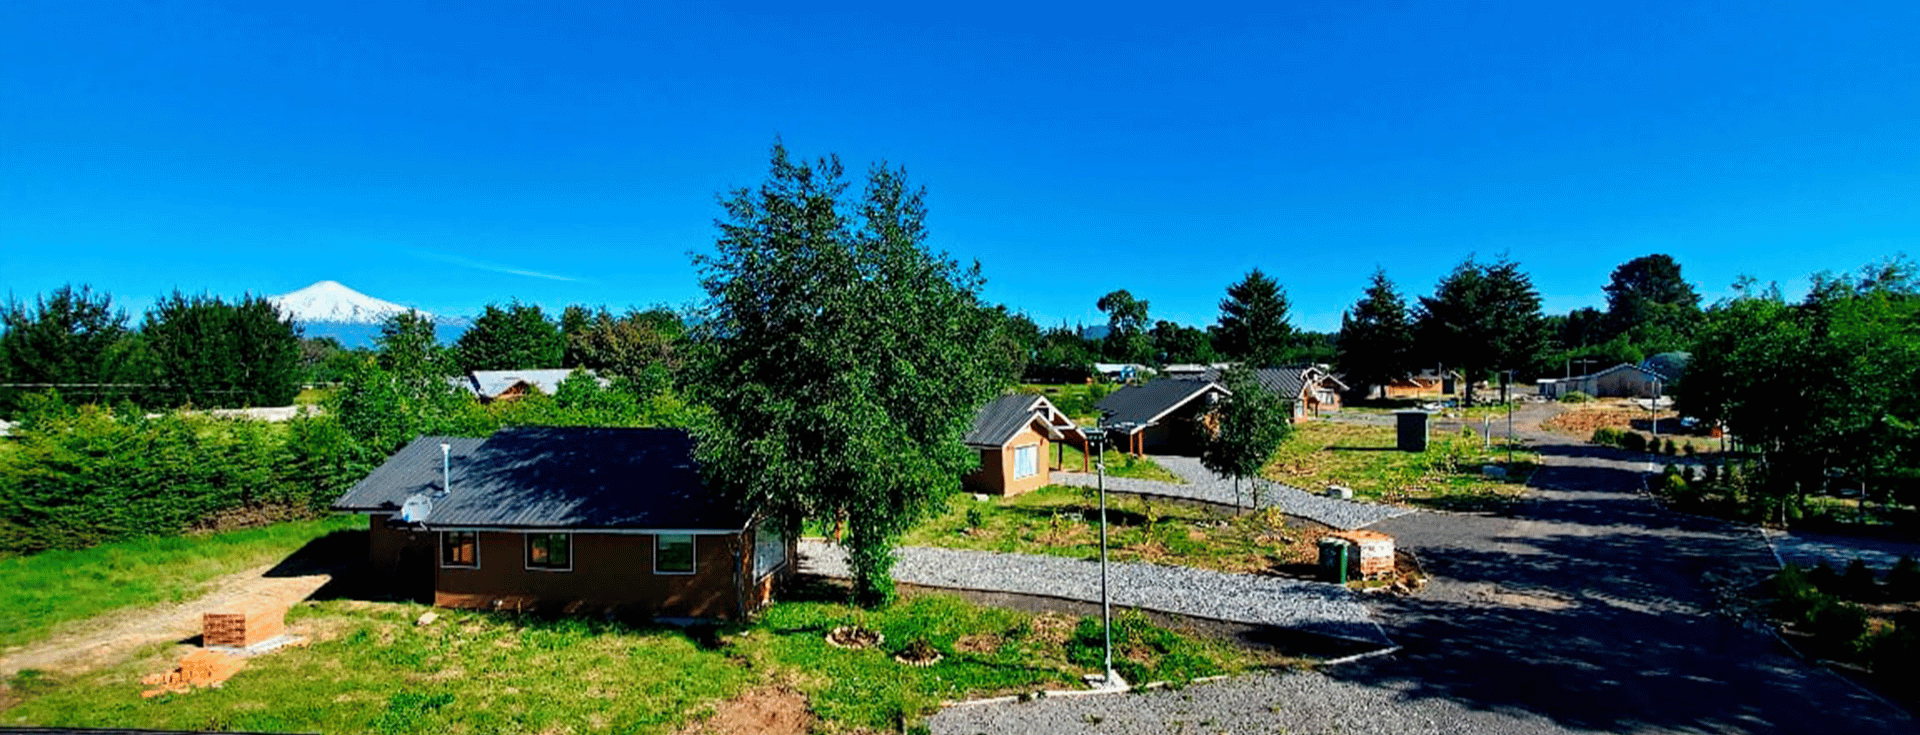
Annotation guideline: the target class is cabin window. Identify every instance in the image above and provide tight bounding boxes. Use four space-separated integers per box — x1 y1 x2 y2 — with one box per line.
1013 444 1039 479
440 531 478 568
525 533 571 571
656 534 696 574
754 521 787 578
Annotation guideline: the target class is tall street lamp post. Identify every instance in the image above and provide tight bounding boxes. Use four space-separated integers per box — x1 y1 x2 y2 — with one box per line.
1085 420 1129 690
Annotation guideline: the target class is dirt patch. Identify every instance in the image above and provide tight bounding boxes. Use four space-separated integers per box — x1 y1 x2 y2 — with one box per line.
1025 611 1077 646
954 633 1002 654
0 563 340 680
677 686 813 735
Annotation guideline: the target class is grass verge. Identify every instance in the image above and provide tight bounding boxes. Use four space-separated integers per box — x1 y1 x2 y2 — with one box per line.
905 486 1325 575
1265 419 1535 511
4 591 1267 733
0 515 363 652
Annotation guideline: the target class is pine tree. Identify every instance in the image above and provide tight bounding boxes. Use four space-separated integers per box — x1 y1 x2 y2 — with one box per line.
1335 268 1414 397
1214 269 1294 368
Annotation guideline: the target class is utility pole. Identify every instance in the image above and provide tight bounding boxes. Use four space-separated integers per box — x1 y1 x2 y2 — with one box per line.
1086 421 1124 690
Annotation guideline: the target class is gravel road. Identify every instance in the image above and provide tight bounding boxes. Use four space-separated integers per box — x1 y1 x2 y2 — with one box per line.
933 403 1916 734
1052 454 1412 530
1765 528 1920 575
800 540 1393 647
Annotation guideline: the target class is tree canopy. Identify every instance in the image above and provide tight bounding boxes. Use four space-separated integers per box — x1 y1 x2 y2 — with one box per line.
0 285 134 410
1415 256 1547 405
455 300 565 371
1603 253 1701 352
1683 260 1919 519
1213 269 1294 368
142 291 303 408
1336 268 1415 396
1096 289 1153 364
1199 364 1292 510
688 143 1018 604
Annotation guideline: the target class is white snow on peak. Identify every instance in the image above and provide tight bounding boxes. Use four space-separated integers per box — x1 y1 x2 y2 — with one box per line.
269 280 427 324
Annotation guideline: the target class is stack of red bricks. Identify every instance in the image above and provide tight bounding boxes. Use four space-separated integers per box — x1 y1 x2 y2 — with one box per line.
140 649 245 698
202 599 285 648
1321 530 1396 580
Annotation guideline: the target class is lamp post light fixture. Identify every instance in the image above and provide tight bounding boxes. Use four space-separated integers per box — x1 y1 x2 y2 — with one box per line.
1083 420 1129 690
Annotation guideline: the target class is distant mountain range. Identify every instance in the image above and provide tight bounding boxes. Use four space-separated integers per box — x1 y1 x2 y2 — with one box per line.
269 281 468 348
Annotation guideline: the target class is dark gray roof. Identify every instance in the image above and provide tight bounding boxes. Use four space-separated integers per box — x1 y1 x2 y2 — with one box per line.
1094 379 1227 429
332 427 750 531
1198 367 1346 398
964 394 1045 448
964 394 1085 448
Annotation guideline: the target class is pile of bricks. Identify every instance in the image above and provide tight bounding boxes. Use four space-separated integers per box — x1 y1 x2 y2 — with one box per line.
203 599 285 648
1318 530 1396 581
140 649 245 698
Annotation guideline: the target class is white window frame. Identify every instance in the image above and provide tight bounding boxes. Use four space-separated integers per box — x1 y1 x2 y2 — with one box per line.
439 530 479 569
1013 443 1040 479
654 533 697 575
523 532 573 572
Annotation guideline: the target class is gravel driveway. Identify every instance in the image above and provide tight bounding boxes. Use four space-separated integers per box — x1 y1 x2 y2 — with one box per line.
1766 528 1920 575
800 540 1393 647
933 403 1916 734
1051 454 1412 530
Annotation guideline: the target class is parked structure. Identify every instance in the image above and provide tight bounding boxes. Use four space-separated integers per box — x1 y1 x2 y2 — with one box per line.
1538 363 1665 399
1196 366 1347 419
333 427 787 621
962 394 1088 495
453 369 607 402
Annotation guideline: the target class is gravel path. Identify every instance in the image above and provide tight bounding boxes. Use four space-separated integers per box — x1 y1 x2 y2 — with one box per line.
1052 454 1412 531
799 540 1393 647
935 668 1588 735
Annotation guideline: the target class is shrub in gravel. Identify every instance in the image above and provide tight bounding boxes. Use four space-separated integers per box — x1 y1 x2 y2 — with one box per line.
1888 557 1920 601
1559 391 1593 404
1807 598 1871 652
1620 432 1648 453
1868 625 1920 688
1663 438 1678 455
1589 427 1622 446
1772 564 1823 622
1808 561 1841 595
1840 559 1879 601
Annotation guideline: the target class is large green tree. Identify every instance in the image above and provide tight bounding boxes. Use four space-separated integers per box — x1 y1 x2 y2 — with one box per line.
1200 364 1293 512
689 144 1018 604
568 307 687 396
142 292 302 408
1151 320 1218 365
1415 256 1547 405
1684 261 1919 520
0 285 136 410
455 300 565 371
1096 289 1153 364
1213 269 1294 368
1336 268 1416 397
1603 253 1702 351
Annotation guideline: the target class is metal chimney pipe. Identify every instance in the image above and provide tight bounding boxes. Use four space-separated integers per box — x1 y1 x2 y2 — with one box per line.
441 443 451 495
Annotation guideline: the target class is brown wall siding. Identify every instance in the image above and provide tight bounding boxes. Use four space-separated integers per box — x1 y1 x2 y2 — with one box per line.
962 425 1049 496
433 531 744 619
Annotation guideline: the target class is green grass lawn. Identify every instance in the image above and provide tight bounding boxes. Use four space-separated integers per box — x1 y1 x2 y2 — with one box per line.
0 515 363 652
1266 419 1536 511
293 388 333 406
905 486 1326 575
1053 443 1181 483
4 592 1268 733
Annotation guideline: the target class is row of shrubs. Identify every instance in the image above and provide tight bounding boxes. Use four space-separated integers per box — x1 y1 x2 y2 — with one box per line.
1590 427 1698 455
1772 562 1919 690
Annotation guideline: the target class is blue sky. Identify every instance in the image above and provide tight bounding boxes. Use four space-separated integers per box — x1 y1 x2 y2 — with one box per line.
4 1 1917 333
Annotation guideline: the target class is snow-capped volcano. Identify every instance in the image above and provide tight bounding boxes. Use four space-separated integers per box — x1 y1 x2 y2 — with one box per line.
269 280 425 324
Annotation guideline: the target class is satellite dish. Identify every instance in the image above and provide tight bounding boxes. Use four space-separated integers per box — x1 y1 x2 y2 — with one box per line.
399 493 434 524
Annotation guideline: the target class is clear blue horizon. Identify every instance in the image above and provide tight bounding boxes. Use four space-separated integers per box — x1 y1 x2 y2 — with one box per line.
4 1 1917 334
